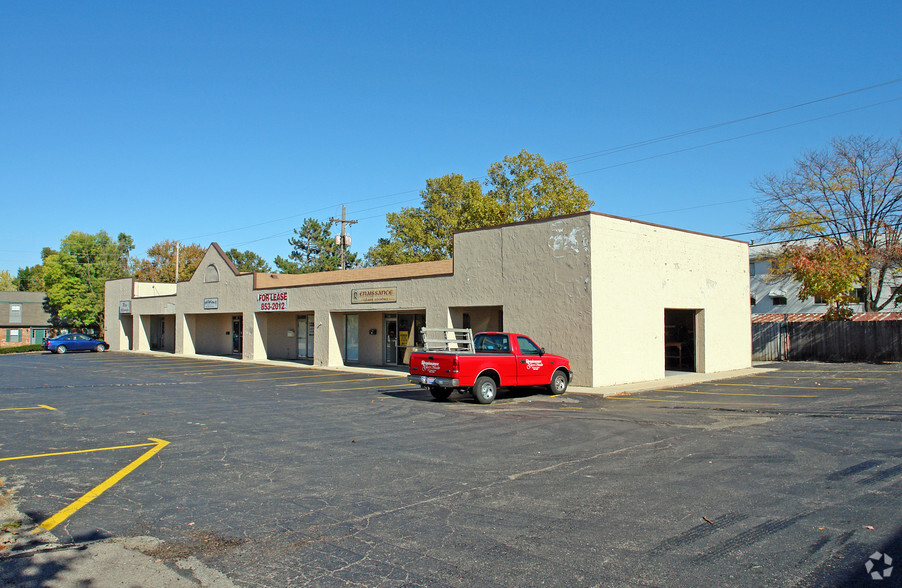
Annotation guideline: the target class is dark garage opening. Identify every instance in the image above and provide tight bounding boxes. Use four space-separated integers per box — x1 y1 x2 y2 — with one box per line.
665 309 697 372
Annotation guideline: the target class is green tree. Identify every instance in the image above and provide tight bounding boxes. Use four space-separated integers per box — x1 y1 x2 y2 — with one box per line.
14 248 56 291
0 270 14 291
131 240 205 283
282 218 358 273
771 241 868 320
43 231 134 331
366 150 593 265
226 248 272 273
753 135 902 311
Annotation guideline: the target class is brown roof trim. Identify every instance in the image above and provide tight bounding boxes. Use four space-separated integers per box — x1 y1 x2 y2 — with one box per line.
454 210 747 244
253 259 454 290
209 242 244 276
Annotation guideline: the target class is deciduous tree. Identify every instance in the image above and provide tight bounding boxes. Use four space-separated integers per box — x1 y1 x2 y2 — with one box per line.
0 270 14 291
131 240 205 283
771 241 868 320
42 231 134 331
753 135 902 311
366 150 593 266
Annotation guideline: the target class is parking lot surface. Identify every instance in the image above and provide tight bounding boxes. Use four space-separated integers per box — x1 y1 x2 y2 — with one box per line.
1 353 901 586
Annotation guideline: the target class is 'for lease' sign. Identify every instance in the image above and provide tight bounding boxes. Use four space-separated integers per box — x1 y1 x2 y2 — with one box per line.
257 291 288 311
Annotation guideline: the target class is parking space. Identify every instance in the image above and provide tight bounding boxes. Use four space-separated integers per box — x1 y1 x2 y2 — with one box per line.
1 354 901 586
605 363 902 418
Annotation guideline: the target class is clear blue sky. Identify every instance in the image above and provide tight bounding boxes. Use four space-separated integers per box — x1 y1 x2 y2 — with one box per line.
2 1 901 273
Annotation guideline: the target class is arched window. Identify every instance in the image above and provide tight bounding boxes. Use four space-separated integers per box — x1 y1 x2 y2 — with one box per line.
204 264 219 283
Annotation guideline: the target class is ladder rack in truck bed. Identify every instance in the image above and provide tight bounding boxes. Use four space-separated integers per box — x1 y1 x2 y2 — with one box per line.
419 328 475 354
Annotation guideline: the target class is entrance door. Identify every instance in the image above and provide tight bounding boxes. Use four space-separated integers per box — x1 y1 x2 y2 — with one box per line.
296 315 314 358
32 328 47 345
384 317 397 365
232 315 243 354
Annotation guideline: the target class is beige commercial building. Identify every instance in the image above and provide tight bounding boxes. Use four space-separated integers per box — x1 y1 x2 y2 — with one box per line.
104 212 752 387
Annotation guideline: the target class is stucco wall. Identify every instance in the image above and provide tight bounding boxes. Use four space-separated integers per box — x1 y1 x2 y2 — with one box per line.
590 215 751 386
107 212 751 388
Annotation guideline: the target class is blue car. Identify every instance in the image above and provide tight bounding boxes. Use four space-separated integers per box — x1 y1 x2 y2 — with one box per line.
43 334 109 354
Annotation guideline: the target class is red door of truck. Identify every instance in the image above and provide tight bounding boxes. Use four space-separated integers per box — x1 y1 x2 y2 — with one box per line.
515 335 554 386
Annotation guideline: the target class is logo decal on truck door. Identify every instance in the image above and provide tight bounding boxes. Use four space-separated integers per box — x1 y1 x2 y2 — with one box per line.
524 359 544 370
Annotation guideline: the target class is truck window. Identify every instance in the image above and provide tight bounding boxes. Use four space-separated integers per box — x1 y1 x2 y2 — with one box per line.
474 334 510 353
517 336 541 355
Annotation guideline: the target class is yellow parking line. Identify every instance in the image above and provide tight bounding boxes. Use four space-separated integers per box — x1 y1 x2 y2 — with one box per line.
0 440 159 462
0 405 56 412
766 369 901 374
33 438 170 533
703 382 851 390
608 397 780 406
751 374 887 380
657 390 817 398
191 369 311 378
276 376 407 387
323 385 418 391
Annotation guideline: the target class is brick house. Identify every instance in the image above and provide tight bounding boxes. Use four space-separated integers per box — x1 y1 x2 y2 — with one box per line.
0 292 53 347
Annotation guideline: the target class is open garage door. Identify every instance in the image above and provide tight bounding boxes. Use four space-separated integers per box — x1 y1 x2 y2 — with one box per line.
664 309 699 372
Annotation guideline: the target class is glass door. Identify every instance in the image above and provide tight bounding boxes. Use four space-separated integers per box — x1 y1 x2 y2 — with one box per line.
384 316 397 365
232 315 243 354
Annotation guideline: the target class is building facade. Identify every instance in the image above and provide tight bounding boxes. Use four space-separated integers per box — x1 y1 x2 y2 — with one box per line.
750 243 902 315
105 212 752 387
0 292 53 347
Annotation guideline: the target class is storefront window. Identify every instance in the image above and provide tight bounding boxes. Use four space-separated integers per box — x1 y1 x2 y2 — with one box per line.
345 314 358 362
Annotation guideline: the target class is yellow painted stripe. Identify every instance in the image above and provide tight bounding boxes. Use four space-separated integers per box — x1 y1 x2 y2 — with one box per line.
763 369 901 374
703 382 851 390
751 374 887 380
0 405 56 412
560 406 584 409
608 397 780 406
323 385 418 391
654 389 817 398
274 375 407 386
0 441 157 462
34 438 170 533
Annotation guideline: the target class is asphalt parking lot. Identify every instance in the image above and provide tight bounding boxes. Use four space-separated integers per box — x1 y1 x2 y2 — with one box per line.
1 352 900 586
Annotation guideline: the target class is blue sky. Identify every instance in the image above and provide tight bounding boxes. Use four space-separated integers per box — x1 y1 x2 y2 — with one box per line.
2 1 901 273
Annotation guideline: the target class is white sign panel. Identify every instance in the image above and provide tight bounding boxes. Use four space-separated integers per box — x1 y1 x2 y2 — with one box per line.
203 298 219 310
119 300 131 314
257 291 288 311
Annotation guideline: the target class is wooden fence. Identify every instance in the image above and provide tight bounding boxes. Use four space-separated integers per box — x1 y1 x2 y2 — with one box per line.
752 320 902 362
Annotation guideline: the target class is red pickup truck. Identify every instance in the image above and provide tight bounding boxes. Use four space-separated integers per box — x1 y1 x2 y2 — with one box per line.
407 329 572 404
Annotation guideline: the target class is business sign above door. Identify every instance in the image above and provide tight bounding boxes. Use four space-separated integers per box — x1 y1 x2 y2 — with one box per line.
257 291 289 311
204 298 219 310
119 301 131 314
351 287 397 304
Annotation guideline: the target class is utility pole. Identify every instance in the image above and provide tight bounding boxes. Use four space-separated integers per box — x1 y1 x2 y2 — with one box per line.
175 242 180 282
330 205 357 270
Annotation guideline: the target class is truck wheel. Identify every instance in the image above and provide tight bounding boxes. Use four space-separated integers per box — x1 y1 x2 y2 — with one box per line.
473 376 497 404
548 370 569 394
429 388 451 401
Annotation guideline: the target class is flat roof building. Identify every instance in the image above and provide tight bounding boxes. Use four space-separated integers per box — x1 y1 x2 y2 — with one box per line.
104 212 752 387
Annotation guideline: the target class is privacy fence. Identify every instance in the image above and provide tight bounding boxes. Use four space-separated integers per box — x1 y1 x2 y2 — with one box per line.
752 319 902 362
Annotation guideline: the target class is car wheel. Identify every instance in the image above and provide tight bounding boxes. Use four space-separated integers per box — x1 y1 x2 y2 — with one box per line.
429 387 451 401
548 370 569 394
95 344 106 353
56 345 67 354
472 376 497 404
